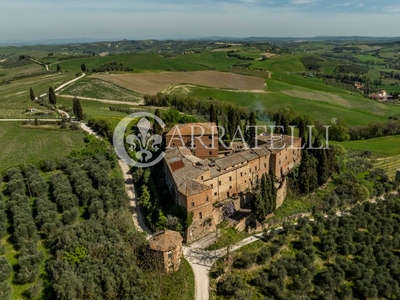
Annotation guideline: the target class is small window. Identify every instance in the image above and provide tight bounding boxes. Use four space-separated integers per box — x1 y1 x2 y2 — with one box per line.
172 143 175 146
199 212 203 219
264 163 267 168
201 176 204 180
229 176 232 181
191 202 194 207
249 168 251 173
211 184 213 188
255 166 257 171
245 180 247 183
240 172 243 177
209 144 212 147
206 196 209 202
229 186 232 189
214 192 217 196
209 151 212 155
219 180 221 185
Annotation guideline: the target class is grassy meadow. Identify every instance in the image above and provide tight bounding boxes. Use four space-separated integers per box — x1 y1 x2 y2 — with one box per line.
0 122 85 172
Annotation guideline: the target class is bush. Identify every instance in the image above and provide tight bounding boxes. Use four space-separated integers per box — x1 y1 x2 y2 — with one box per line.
233 251 256 269
62 208 80 225
0 257 12 282
216 274 246 296
256 246 271 264
24 279 43 299
41 160 57 172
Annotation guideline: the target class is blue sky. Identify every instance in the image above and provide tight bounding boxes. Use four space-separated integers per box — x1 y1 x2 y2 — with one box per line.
1 0 400 41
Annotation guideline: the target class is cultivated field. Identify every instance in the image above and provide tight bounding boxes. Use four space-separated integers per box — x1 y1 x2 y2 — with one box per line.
92 70 266 95
58 78 142 102
0 122 85 172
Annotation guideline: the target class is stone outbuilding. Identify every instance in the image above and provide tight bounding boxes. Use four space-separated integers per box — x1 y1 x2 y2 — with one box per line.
149 230 183 273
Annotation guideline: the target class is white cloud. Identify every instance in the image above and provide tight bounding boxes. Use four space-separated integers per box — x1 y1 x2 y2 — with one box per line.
290 0 316 5
382 5 400 12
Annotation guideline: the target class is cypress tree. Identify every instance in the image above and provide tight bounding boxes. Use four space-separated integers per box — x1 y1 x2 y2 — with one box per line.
317 149 329 186
227 106 237 138
261 173 268 200
154 109 162 135
209 104 218 125
253 193 267 223
56 64 61 72
81 63 87 72
72 97 84 120
247 111 257 143
274 113 281 134
269 170 277 211
48 87 56 105
299 151 319 194
29 87 35 101
280 114 289 135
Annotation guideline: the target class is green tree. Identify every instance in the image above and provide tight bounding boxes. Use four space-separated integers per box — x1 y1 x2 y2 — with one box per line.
298 151 318 194
57 64 61 72
154 109 163 135
29 87 35 101
209 104 218 125
253 193 267 223
139 185 151 210
246 111 256 143
72 97 84 119
81 63 87 72
48 87 56 105
0 257 12 282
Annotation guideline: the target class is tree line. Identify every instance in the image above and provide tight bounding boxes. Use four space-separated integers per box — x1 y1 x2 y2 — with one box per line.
215 196 400 299
0 137 192 299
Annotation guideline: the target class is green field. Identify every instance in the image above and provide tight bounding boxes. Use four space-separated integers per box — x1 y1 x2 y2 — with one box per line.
59 78 142 102
332 135 400 157
0 122 85 172
182 79 395 126
355 54 385 64
44 51 238 73
333 135 400 180
0 73 74 118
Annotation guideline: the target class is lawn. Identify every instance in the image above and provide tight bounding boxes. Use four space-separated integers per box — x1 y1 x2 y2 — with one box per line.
331 135 400 157
0 122 85 172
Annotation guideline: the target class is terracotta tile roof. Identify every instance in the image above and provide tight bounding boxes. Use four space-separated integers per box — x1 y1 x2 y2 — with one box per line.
170 160 184 171
165 147 210 196
149 230 183 252
252 146 271 157
164 133 301 197
185 180 212 196
239 150 259 161
215 153 247 170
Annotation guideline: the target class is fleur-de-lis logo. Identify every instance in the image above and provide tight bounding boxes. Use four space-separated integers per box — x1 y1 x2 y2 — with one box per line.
126 117 162 162
113 112 166 168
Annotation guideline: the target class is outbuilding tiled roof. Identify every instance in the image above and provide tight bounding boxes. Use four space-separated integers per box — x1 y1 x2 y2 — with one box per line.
149 230 183 252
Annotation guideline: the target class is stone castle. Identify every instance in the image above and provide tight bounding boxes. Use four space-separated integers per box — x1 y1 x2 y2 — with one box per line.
163 123 302 243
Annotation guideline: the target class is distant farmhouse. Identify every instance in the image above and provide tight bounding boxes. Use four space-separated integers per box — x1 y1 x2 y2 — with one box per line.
162 123 302 243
